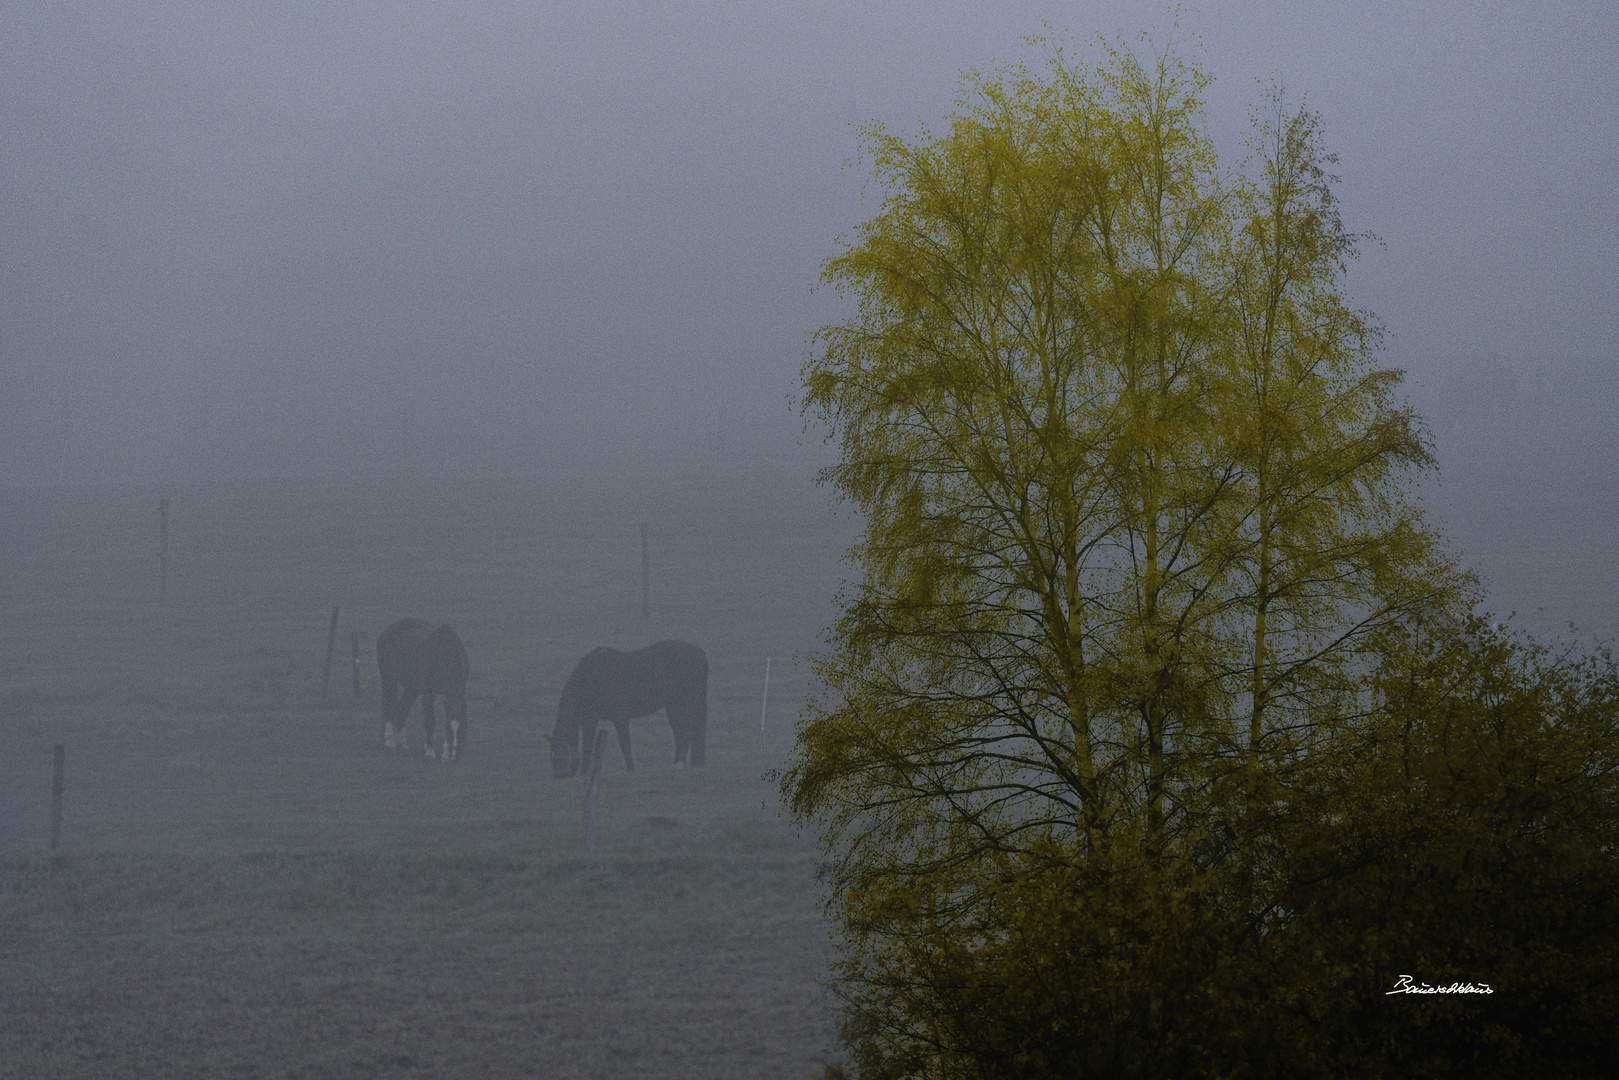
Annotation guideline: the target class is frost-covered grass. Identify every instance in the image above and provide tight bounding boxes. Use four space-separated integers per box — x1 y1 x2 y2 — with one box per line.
2 849 831 1079
0 465 852 1078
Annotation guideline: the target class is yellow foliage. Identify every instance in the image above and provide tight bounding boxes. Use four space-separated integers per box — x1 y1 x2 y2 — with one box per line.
775 29 1574 1079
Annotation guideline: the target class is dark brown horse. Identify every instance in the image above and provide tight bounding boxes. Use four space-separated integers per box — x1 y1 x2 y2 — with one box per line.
548 640 707 777
377 619 469 761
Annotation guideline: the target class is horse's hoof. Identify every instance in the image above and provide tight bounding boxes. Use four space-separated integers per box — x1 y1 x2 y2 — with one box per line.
425 746 436 759
673 760 685 770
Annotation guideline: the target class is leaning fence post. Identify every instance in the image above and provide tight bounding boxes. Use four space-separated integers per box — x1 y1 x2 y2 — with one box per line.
760 656 772 732
50 743 64 851
321 604 340 701
582 728 609 852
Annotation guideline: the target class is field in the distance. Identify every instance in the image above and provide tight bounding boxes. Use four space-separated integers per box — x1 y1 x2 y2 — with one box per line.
1 464 856 1078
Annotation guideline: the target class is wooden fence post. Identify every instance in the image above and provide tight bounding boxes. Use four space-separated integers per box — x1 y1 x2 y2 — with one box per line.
582 728 609 853
321 604 340 701
761 657 771 732
50 744 64 851
639 523 650 618
351 629 362 700
158 498 170 608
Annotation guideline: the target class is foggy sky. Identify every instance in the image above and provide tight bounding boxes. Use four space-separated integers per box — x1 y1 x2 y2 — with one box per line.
2 0 1615 483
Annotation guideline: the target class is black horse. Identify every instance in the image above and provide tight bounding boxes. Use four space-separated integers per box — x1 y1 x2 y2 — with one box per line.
548 640 707 777
378 619 470 761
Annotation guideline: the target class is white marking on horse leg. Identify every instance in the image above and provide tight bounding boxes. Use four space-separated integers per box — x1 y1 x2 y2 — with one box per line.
426 744 436 759
385 722 398 749
673 760 685 770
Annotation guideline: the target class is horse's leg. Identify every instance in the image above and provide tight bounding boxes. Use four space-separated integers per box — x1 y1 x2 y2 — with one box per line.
438 693 455 763
382 679 400 748
669 708 690 769
398 690 419 750
422 692 438 759
614 719 634 772
580 721 597 775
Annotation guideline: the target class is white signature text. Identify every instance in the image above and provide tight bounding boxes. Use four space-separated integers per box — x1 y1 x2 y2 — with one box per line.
1386 975 1493 995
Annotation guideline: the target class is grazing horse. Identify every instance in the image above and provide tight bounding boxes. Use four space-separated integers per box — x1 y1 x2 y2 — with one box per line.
548 640 707 778
377 619 469 761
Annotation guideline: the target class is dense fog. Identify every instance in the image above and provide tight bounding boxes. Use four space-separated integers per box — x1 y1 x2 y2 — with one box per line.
2 6 1616 1073
3 1 1614 488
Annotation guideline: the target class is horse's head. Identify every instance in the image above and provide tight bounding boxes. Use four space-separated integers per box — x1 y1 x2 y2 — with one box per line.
549 697 586 778
546 732 580 778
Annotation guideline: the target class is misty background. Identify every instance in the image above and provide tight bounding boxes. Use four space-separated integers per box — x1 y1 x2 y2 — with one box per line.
0 8 1613 1070
3 0 1617 637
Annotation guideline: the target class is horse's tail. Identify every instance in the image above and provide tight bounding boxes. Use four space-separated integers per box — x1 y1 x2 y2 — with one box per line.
427 625 470 686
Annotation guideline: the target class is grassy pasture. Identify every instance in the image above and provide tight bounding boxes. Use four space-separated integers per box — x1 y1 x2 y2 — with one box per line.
1 464 855 1078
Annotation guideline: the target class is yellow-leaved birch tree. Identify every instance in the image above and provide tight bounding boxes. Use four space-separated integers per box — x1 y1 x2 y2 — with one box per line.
785 35 1468 1078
